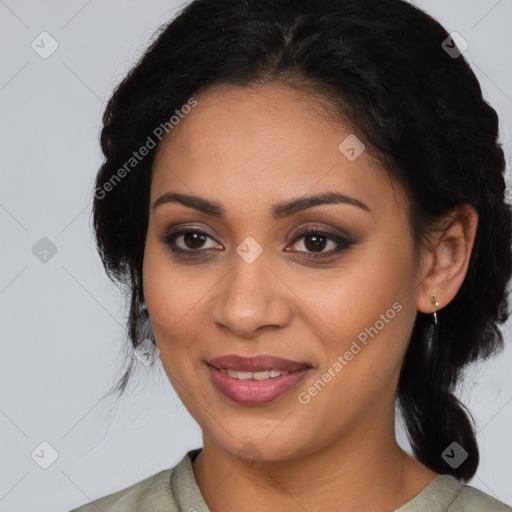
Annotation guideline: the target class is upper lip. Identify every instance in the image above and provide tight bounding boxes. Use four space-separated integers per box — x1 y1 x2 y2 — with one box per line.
207 354 312 372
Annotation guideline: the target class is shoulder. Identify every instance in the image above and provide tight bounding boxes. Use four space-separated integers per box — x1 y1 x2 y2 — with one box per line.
448 482 512 512
398 475 511 512
68 468 177 512
67 448 204 512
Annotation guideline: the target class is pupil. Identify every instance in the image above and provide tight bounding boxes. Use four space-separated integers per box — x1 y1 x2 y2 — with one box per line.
305 234 326 252
184 232 206 249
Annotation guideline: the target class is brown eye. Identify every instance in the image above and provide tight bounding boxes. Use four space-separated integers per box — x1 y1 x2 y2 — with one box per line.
182 231 208 249
303 233 328 252
159 228 222 256
286 226 352 258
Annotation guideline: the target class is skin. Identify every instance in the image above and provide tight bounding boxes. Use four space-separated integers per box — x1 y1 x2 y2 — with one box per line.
142 82 478 512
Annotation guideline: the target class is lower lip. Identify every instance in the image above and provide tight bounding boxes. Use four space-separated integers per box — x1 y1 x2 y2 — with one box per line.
207 365 310 406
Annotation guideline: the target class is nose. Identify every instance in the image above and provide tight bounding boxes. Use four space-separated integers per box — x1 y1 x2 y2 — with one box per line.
210 254 293 338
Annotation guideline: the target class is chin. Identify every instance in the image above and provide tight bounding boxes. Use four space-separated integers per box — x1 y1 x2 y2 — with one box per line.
210 428 312 466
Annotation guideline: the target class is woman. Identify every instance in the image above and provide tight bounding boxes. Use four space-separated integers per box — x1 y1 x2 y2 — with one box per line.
71 0 512 510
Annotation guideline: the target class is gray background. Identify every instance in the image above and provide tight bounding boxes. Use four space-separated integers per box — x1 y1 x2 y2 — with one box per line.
1 1 511 510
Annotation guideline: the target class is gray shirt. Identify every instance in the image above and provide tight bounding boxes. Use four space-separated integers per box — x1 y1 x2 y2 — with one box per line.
69 448 511 511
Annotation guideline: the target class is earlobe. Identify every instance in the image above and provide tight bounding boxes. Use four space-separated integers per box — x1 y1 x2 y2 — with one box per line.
416 203 478 315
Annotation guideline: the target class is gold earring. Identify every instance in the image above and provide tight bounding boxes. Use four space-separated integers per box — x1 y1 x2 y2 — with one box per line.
431 296 439 325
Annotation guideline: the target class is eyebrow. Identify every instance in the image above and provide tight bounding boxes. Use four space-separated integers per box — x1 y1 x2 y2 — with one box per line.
152 191 371 219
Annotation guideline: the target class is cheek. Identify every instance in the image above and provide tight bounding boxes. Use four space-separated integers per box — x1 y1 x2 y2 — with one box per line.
301 239 416 386
142 235 202 345
295 241 413 341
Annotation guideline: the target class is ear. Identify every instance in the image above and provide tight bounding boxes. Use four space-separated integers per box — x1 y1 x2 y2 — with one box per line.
416 203 478 315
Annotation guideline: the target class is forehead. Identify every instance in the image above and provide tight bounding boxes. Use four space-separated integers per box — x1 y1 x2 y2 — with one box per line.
150 82 405 217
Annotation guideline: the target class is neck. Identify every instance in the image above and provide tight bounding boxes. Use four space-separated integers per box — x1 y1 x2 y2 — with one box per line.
192 421 438 512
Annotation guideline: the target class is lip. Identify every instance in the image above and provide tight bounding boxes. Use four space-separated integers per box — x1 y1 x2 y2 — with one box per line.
207 354 312 372
206 354 312 406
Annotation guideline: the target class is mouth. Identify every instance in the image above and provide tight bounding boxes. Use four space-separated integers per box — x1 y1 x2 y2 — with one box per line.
213 368 294 380
206 354 313 405
207 354 312 373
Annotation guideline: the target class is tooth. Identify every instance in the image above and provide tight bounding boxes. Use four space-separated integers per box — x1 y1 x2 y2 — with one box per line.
222 368 294 380
236 371 253 380
252 371 270 380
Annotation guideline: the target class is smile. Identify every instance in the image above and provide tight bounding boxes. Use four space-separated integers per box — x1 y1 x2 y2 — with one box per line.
218 368 291 380
206 363 311 406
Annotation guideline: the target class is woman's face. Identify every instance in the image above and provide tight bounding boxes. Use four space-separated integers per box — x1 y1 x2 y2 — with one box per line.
143 83 426 462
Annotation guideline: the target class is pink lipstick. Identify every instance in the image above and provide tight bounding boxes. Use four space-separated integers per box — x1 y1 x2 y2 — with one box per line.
207 354 312 406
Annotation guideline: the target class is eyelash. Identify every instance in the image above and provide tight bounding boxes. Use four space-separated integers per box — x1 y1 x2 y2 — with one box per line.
158 226 352 259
